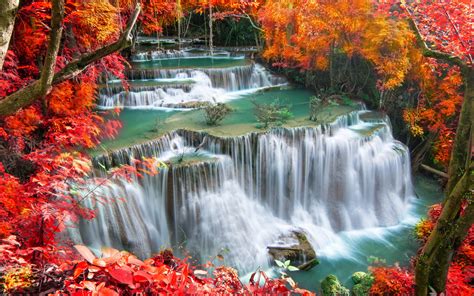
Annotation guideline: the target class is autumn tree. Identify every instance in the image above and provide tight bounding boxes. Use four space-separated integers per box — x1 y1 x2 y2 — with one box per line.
258 0 414 92
394 1 473 294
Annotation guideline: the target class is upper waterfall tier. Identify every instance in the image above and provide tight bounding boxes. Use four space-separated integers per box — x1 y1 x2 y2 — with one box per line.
82 110 413 271
98 63 286 109
131 49 232 62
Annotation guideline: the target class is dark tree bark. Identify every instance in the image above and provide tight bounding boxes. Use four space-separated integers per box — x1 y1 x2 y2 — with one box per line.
0 4 141 116
0 0 19 70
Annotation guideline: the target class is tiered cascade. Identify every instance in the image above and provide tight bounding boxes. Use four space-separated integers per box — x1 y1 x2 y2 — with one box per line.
76 111 413 272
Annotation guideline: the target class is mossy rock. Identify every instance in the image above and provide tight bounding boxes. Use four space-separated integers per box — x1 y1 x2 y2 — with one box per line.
267 230 318 271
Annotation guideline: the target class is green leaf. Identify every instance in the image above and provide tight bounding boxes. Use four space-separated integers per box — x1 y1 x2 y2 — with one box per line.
287 266 299 271
97 162 106 171
284 260 291 267
275 260 285 268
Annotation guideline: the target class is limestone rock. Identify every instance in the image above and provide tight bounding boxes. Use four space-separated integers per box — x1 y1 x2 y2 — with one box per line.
267 230 318 271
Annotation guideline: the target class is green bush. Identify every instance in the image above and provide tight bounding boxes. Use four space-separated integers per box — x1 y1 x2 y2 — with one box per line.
253 99 292 128
321 274 349 296
309 95 323 121
351 271 374 296
204 103 232 126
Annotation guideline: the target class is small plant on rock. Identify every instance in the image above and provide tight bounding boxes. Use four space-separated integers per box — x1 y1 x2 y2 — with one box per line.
253 98 293 128
204 103 232 126
309 95 323 121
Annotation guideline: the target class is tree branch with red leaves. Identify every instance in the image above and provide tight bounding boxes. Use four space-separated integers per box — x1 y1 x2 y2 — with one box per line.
0 4 141 116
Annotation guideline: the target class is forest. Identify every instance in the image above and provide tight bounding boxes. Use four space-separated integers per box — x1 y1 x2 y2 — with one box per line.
0 0 472 295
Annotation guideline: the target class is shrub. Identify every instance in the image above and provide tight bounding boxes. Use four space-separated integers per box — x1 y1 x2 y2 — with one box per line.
320 274 349 296
204 103 232 126
309 95 323 121
351 271 374 296
253 99 292 128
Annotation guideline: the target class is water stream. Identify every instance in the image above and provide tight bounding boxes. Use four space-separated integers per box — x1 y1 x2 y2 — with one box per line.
73 49 443 291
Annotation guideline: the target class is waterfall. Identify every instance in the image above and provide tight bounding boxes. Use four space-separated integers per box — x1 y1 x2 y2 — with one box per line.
131 49 231 62
97 64 286 109
124 64 284 89
79 110 413 271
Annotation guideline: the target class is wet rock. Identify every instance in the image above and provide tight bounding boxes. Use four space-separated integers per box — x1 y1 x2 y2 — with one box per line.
267 230 318 271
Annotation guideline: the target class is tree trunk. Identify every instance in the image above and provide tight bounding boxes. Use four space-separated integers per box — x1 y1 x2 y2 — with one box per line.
415 164 473 295
427 66 473 293
208 1 213 56
0 0 19 70
177 0 181 50
446 67 473 194
40 0 65 112
329 42 335 90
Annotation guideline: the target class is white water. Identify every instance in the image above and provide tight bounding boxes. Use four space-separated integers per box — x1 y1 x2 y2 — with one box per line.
77 110 413 272
98 62 286 109
132 49 233 62
81 49 415 272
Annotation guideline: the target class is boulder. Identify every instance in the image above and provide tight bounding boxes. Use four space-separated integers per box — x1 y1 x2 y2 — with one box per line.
267 230 318 271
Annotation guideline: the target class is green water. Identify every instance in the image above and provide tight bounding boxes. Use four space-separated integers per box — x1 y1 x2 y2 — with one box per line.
95 86 356 154
266 175 444 293
131 57 248 70
99 78 196 88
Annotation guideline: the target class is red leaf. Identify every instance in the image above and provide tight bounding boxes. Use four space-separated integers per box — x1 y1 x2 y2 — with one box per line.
108 268 134 286
133 270 152 283
73 261 89 279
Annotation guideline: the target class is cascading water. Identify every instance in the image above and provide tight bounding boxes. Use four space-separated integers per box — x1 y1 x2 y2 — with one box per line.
98 52 286 109
131 49 231 62
77 48 416 273
78 110 413 272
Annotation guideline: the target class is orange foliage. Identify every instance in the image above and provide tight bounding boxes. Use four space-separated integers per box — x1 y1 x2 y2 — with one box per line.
48 81 97 116
259 0 415 90
369 266 415 295
68 0 120 50
4 106 42 138
403 58 463 166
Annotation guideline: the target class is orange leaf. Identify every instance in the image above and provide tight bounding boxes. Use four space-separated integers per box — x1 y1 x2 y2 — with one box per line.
74 245 96 264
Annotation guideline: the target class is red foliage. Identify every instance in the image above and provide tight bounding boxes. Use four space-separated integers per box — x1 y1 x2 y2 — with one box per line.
369 266 415 296
53 246 313 295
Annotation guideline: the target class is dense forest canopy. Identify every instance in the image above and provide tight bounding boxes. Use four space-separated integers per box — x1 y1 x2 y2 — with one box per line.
0 0 472 295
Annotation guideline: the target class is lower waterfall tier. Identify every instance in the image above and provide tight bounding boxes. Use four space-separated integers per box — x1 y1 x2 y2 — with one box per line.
74 110 413 272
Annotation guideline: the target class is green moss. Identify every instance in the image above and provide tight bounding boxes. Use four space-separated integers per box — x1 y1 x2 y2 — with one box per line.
351 272 374 296
321 274 349 296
